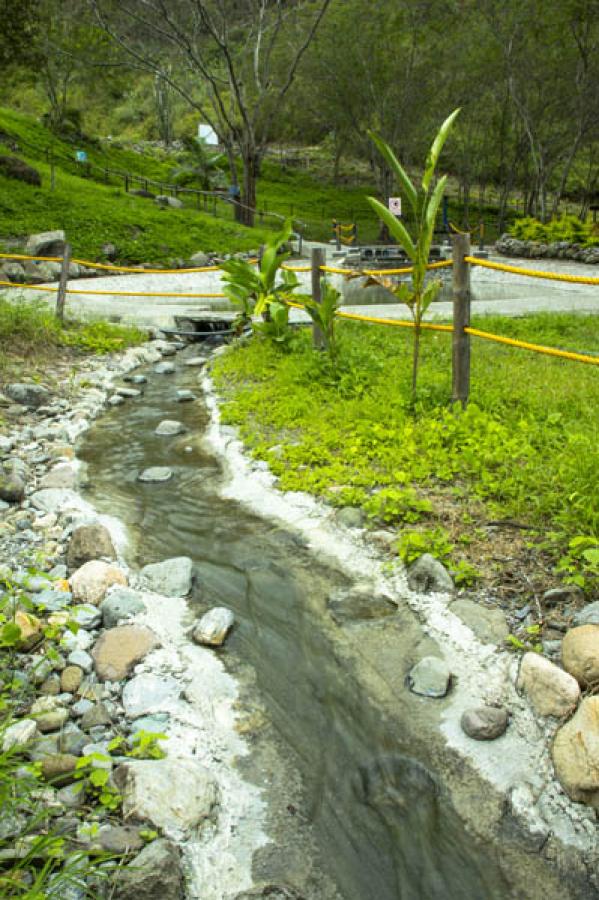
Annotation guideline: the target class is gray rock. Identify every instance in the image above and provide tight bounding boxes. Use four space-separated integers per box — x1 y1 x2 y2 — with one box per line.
56 782 86 810
155 419 186 436
450 599 509 645
108 395 125 407
67 523 116 571
460 706 509 740
192 607 235 647
116 387 142 399
100 588 147 627
97 824 144 854
335 506 365 528
115 760 217 832
58 723 87 756
71 699 94 718
503 782 549 851
5 383 50 408
2 718 38 751
140 556 193 597
543 585 584 606
0 473 25 503
25 230 66 257
39 465 77 490
128 714 169 735
184 356 206 367
32 589 71 612
122 673 180 719
407 554 454 594
407 656 451 698
1 261 26 282
138 467 173 483
153 362 176 375
67 650 93 673
30 489 81 513
573 602 599 627
112 838 183 900
80 702 112 730
27 732 60 761
175 389 196 402
155 195 183 209
188 251 210 267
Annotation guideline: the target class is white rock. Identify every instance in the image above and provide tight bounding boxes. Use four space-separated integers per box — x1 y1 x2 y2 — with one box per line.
116 759 217 833
2 719 38 751
517 652 580 717
140 557 193 597
192 607 235 647
122 673 180 719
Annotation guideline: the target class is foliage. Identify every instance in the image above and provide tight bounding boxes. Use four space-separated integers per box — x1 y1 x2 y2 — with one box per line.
509 214 599 247
303 280 341 367
211 313 599 585
73 753 122 811
506 624 543 653
554 535 599 593
220 220 299 338
364 487 432 524
107 730 167 760
367 109 460 399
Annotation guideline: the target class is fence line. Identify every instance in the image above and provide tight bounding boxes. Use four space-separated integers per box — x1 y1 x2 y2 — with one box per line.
465 256 599 285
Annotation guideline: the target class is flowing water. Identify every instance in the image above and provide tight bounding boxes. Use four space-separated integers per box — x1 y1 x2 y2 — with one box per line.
77 351 565 900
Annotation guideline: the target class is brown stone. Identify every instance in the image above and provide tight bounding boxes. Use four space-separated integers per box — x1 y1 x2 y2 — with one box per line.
67 524 116 571
41 753 79 784
562 625 599 686
92 625 158 682
553 696 599 805
61 665 83 694
517 652 580 717
69 560 127 605
15 611 43 650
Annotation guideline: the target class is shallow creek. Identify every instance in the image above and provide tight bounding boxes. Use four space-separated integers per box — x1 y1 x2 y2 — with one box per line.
76 349 572 900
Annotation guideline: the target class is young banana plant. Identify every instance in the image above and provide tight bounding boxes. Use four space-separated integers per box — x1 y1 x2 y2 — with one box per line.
367 108 460 401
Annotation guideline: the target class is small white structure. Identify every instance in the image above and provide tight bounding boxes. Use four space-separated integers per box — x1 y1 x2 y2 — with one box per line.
198 123 219 146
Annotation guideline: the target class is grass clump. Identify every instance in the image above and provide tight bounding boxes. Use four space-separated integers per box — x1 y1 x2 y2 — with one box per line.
211 312 599 590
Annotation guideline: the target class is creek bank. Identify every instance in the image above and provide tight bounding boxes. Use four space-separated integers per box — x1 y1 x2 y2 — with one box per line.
2 334 599 898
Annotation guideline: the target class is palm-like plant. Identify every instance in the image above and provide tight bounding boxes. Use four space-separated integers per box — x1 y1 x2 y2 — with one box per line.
367 108 460 401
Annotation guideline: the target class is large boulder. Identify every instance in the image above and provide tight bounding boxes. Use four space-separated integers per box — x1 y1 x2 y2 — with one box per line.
25 230 66 257
69 560 127 605
517 652 580 717
92 625 158 682
67 523 116 571
0 156 41 187
112 839 183 900
552 696 599 805
562 625 599 686
114 759 218 833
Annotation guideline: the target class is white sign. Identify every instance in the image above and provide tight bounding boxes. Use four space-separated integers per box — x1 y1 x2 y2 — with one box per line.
388 196 402 215
198 123 219 146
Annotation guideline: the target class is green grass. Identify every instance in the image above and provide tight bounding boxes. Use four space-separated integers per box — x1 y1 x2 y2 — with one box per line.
211 312 599 587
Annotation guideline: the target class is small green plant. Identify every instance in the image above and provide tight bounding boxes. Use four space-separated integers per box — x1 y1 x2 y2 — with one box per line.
364 487 433 524
73 753 122 812
396 526 479 586
303 280 341 368
506 624 543 653
107 730 167 760
220 220 299 339
510 214 598 248
367 108 460 401
554 535 599 593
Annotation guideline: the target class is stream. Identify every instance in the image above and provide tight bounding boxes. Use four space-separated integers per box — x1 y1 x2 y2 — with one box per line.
75 347 567 900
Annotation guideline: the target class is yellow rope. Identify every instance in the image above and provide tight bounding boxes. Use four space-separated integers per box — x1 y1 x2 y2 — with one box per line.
0 281 226 298
0 252 249 275
465 327 599 365
449 222 468 234
362 260 453 276
337 310 453 332
465 256 599 286
281 264 311 272
0 253 63 263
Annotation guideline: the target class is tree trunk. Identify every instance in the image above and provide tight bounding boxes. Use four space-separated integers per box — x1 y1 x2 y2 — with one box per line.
241 151 260 228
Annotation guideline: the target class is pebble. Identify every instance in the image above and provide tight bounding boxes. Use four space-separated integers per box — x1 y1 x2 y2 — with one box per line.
2 719 38 751
138 467 173 483
184 357 206 367
192 607 235 647
116 387 142 399
175 389 196 402
61 665 83 693
154 362 176 375
460 706 509 740
108 395 125 407
67 650 94 673
407 656 451 698
155 420 186 436
71 699 94 718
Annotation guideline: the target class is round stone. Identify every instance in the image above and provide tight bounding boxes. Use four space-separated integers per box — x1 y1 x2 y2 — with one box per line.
138 467 173 483
460 706 509 740
155 420 186 437
407 656 451 698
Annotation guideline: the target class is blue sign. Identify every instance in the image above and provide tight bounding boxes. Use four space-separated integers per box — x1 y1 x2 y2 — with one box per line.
75 150 88 163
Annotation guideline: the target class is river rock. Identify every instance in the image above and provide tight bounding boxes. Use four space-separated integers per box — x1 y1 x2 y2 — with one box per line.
40 673 61 695
15 610 43 648
573 602 599 627
112 838 183 900
140 556 193 597
188 251 210 267
108 395 125 407
67 650 93 673
552 696 599 805
0 473 25 503
517 652 580 717
122 673 180 719
92 625 158 681
153 362 176 375
115 759 217 832
69 560 127 605
5 383 50 408
184 357 206 367
460 706 509 740
80 702 112 730
192 607 235 647
97 824 145 855
407 656 451 698
58 723 87 756
30 488 81 513
30 697 69 733
41 753 79 783
543 585 584 606
335 506 365 528
116 387 142 399
407 554 454 594
175 389 196 402
138 467 173 483
155 420 186 436
39 465 77 490
67 523 116 570
100 587 147 627
450 599 509 645
2 718 38 751
561 625 599 686
71 605 102 629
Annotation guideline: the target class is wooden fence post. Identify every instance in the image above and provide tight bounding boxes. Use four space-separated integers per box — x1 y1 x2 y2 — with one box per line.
311 247 325 349
451 233 471 406
56 242 71 323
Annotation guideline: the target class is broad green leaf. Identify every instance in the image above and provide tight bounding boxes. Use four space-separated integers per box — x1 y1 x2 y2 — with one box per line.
422 108 460 192
392 282 414 305
368 131 417 213
367 197 416 261
421 279 442 313
0 621 21 646
423 175 448 255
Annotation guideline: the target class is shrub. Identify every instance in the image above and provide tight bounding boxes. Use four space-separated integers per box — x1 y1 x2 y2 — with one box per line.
0 155 41 186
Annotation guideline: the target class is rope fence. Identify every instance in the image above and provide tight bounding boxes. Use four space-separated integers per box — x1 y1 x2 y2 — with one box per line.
1 238 597 385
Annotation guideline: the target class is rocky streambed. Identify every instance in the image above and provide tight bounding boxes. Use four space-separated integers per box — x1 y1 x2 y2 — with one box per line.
1 336 599 899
